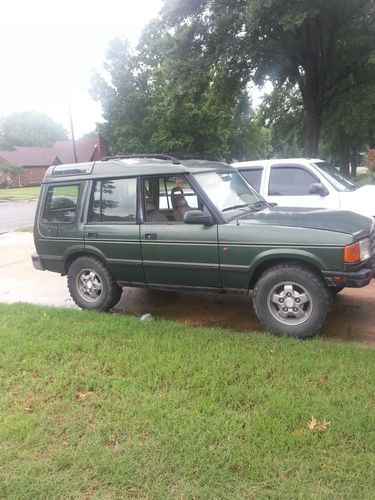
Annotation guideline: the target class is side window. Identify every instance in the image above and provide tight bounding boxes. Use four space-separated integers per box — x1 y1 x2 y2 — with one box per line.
144 175 201 223
89 178 137 223
240 168 263 192
269 167 318 196
42 184 80 223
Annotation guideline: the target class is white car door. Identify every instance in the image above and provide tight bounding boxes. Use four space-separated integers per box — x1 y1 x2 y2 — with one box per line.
265 163 339 209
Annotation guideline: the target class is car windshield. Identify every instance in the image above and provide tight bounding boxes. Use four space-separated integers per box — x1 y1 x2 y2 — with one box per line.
193 170 266 219
314 161 359 192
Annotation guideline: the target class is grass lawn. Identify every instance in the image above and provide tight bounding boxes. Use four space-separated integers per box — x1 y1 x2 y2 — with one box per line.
0 303 374 499
0 186 40 200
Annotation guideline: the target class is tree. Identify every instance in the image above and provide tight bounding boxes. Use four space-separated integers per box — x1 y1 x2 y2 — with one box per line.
91 34 268 160
257 82 305 157
0 163 23 188
0 111 67 148
162 0 375 156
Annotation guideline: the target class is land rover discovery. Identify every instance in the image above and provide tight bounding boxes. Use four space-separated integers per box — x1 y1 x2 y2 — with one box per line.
32 154 375 338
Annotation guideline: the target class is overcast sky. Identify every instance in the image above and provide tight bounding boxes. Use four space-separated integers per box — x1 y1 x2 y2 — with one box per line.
0 0 163 138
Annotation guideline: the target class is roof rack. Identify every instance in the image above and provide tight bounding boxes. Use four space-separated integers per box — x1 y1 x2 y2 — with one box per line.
101 154 181 165
101 153 223 164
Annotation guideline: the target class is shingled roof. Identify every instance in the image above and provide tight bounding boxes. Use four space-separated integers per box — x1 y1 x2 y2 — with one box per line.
0 133 108 167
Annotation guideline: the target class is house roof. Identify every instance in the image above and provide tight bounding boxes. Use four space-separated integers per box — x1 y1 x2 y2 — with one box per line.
0 133 108 167
0 147 60 167
53 135 103 164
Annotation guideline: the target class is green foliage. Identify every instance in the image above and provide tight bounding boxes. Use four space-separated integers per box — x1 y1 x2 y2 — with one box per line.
91 30 270 160
91 0 375 162
0 162 23 188
161 0 375 156
258 82 305 157
0 111 67 148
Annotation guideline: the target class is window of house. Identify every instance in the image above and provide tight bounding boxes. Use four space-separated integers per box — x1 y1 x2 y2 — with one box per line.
269 167 318 196
42 184 80 223
89 178 137 223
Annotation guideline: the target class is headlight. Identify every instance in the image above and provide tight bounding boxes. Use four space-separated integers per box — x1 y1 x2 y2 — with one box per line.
344 239 370 263
359 238 371 261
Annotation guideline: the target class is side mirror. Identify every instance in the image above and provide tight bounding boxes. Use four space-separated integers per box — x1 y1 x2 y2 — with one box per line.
183 210 214 226
309 182 329 196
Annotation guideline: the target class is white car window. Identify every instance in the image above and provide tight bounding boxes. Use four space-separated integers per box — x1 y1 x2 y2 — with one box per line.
269 167 319 196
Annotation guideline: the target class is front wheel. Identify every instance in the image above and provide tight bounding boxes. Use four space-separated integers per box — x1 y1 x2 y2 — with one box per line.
67 256 122 311
253 264 332 338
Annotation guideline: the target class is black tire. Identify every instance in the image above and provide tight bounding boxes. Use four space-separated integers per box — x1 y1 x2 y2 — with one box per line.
252 263 332 339
67 256 122 311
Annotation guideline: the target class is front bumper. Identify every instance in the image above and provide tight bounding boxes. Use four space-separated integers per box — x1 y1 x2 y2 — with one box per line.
31 253 45 271
323 259 375 288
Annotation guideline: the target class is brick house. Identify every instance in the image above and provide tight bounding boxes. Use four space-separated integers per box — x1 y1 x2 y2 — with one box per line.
0 133 109 187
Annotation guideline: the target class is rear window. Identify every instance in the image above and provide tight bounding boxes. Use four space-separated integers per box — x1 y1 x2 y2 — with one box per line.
42 184 80 223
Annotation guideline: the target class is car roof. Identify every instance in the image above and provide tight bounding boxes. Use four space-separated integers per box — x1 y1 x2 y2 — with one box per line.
232 158 324 168
42 157 233 183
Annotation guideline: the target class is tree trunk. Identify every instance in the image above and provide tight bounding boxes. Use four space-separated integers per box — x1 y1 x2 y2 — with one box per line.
303 101 322 158
338 131 350 175
350 148 358 177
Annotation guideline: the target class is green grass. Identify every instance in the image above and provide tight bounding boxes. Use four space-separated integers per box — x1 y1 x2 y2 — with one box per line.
0 303 374 499
0 185 40 200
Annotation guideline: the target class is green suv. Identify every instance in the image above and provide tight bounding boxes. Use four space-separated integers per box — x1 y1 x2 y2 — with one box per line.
32 154 375 338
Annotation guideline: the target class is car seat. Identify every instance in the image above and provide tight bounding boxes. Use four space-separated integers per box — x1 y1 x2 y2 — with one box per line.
171 187 192 221
145 198 168 223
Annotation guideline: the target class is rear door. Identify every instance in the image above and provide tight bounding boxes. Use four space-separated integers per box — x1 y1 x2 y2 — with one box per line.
139 174 221 288
84 177 145 284
36 181 86 272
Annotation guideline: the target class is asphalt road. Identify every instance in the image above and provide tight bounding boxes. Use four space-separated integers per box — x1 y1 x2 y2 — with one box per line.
0 200 37 233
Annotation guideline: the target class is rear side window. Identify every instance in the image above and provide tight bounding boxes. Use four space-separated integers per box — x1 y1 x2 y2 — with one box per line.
89 178 137 223
240 169 263 192
42 184 80 223
269 167 318 196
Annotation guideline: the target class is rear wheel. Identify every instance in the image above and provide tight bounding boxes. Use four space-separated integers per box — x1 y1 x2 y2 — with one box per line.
67 256 122 311
253 263 332 338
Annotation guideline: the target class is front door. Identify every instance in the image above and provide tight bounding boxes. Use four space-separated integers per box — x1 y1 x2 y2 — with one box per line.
140 175 221 287
266 164 338 209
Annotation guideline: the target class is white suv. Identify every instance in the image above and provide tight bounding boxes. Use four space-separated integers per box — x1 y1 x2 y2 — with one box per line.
232 158 375 218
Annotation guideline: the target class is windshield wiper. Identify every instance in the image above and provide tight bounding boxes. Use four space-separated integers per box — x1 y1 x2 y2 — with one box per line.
222 203 250 212
250 200 270 209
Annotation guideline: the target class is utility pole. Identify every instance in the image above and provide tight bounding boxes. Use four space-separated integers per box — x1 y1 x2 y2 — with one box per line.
69 103 78 163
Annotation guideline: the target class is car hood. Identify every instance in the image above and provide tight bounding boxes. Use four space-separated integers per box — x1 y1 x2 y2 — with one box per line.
338 185 375 217
235 206 373 239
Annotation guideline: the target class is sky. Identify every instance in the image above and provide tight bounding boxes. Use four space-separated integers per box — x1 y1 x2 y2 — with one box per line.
0 0 163 139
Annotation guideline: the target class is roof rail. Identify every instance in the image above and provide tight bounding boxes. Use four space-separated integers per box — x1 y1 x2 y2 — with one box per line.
101 153 181 164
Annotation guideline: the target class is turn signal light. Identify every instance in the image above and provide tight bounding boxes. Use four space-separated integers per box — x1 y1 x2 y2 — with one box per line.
343 242 360 263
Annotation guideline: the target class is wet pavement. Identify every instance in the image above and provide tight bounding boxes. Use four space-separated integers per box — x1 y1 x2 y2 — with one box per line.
0 232 374 345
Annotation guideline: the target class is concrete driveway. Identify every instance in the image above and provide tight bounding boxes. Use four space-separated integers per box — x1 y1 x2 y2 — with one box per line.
0 232 374 345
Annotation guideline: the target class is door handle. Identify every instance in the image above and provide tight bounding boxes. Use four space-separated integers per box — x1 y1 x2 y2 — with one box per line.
86 232 98 238
145 233 157 240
